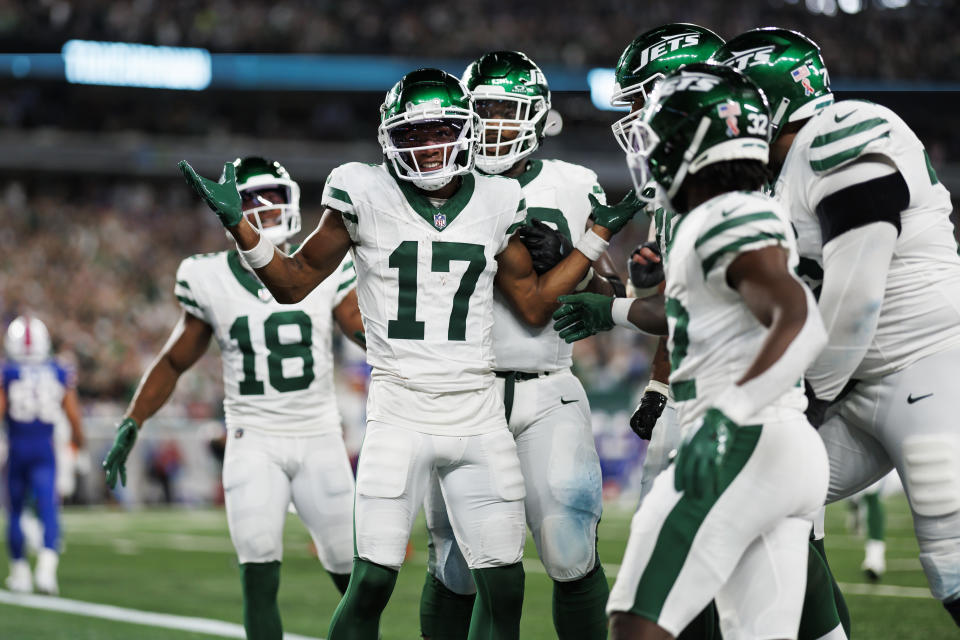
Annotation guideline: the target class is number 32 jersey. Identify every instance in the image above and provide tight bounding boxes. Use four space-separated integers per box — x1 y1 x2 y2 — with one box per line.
322 163 525 394
174 250 357 435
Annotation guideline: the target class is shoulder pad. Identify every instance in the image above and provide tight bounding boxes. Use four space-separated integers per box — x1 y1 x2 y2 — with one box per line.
805 101 893 175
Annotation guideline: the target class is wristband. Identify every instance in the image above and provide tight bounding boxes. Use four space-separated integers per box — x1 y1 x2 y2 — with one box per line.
239 233 275 269
574 267 595 292
611 297 635 329
643 379 671 400
574 228 610 262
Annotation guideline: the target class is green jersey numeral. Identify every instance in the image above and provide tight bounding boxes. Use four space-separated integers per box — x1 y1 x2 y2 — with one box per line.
229 311 315 395
665 297 690 371
387 240 487 341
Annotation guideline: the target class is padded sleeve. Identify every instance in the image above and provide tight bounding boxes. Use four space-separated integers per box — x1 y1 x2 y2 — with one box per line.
694 206 790 286
322 165 360 242
814 158 907 245
333 252 358 307
174 258 209 322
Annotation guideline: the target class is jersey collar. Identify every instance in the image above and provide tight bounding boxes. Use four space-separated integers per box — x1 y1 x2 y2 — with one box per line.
515 159 543 188
391 168 476 232
227 250 272 302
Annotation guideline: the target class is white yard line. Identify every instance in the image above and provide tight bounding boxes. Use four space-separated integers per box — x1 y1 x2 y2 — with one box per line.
0 590 323 640
837 582 933 599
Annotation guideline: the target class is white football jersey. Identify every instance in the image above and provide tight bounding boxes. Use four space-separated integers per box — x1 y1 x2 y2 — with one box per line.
174 250 356 435
492 159 605 372
776 100 960 379
665 191 807 428
322 162 526 395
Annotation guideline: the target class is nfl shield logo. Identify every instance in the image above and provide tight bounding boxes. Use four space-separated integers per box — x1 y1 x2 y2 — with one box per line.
717 101 742 137
434 212 447 230
791 65 815 96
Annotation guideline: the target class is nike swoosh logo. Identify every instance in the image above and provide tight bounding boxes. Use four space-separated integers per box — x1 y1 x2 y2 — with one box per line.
721 205 744 217
907 393 933 404
834 111 856 123
560 398 579 405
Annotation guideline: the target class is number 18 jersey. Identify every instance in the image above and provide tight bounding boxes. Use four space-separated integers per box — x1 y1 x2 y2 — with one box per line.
323 163 526 395
174 249 356 435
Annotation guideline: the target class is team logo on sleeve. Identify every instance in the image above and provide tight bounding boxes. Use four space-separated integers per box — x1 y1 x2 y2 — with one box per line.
717 101 742 137
434 212 447 230
790 65 815 96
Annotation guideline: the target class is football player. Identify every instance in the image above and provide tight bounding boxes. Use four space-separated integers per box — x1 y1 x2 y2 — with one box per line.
556 64 830 639
178 68 637 640
714 28 960 628
610 22 725 506
2 315 85 595
102 157 363 640
416 51 625 640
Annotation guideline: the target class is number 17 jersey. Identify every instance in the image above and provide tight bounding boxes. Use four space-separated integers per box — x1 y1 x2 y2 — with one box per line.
323 163 526 396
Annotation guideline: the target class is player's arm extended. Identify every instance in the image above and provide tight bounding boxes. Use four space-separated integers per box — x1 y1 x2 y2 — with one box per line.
586 251 627 297
717 245 827 423
333 289 366 349
62 387 85 449
178 160 351 303
495 225 614 327
804 160 906 401
126 312 214 426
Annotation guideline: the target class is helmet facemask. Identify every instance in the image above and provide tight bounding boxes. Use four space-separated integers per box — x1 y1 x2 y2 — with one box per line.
237 175 301 246
473 90 547 174
379 102 477 191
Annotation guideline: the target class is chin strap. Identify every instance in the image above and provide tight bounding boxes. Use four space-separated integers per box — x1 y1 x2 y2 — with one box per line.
667 115 712 201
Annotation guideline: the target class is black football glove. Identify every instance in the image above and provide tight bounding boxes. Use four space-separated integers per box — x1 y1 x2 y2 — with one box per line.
517 218 573 275
628 241 664 290
630 389 668 440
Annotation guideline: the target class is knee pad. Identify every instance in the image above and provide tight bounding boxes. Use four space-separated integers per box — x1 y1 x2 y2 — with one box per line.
902 435 960 518
539 514 597 582
472 512 525 568
918 538 960 602
548 436 603 518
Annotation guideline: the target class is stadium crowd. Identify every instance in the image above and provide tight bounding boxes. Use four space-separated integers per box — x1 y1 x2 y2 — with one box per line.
3 0 957 81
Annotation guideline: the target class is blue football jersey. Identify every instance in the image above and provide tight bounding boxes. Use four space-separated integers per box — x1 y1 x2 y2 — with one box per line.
2 360 70 440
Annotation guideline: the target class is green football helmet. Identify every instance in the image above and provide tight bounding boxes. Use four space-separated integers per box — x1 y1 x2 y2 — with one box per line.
611 23 725 152
711 28 833 141
233 156 301 245
462 51 552 175
625 63 771 205
378 68 478 191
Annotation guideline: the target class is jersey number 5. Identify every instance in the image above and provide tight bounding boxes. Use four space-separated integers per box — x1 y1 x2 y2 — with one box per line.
229 311 314 395
388 240 486 341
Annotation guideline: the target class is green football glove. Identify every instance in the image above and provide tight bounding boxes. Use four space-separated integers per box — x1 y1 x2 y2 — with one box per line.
552 293 615 343
674 408 737 501
178 160 243 228
588 188 643 235
103 417 140 489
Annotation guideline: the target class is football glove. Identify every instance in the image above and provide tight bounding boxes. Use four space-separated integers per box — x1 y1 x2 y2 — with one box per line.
674 408 736 501
552 293 614 343
630 389 668 440
628 241 664 290
178 160 243 228
517 218 572 275
588 189 643 235
103 417 139 489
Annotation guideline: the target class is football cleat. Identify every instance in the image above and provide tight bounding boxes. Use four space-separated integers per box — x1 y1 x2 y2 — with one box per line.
378 68 478 191
862 539 886 582
462 51 552 175
611 23 724 152
34 548 60 596
5 559 33 594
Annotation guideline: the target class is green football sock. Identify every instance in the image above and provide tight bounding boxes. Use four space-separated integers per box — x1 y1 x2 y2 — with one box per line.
552 559 609 640
327 571 351 595
468 564 524 640
328 558 398 640
676 602 720 640
240 561 282 640
809 538 851 638
420 571 475 640
863 492 885 541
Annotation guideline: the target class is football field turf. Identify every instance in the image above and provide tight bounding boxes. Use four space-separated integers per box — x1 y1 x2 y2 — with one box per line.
0 495 954 639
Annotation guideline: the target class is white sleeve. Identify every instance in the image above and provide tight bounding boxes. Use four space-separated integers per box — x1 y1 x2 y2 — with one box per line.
174 258 209 322
805 221 897 400
332 252 358 307
496 188 528 255
715 282 828 424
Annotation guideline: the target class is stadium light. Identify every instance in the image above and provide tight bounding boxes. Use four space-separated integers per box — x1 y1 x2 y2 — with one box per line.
62 40 212 90
587 68 628 112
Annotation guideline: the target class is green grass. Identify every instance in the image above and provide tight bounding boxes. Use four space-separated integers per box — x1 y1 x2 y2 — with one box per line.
0 495 954 638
